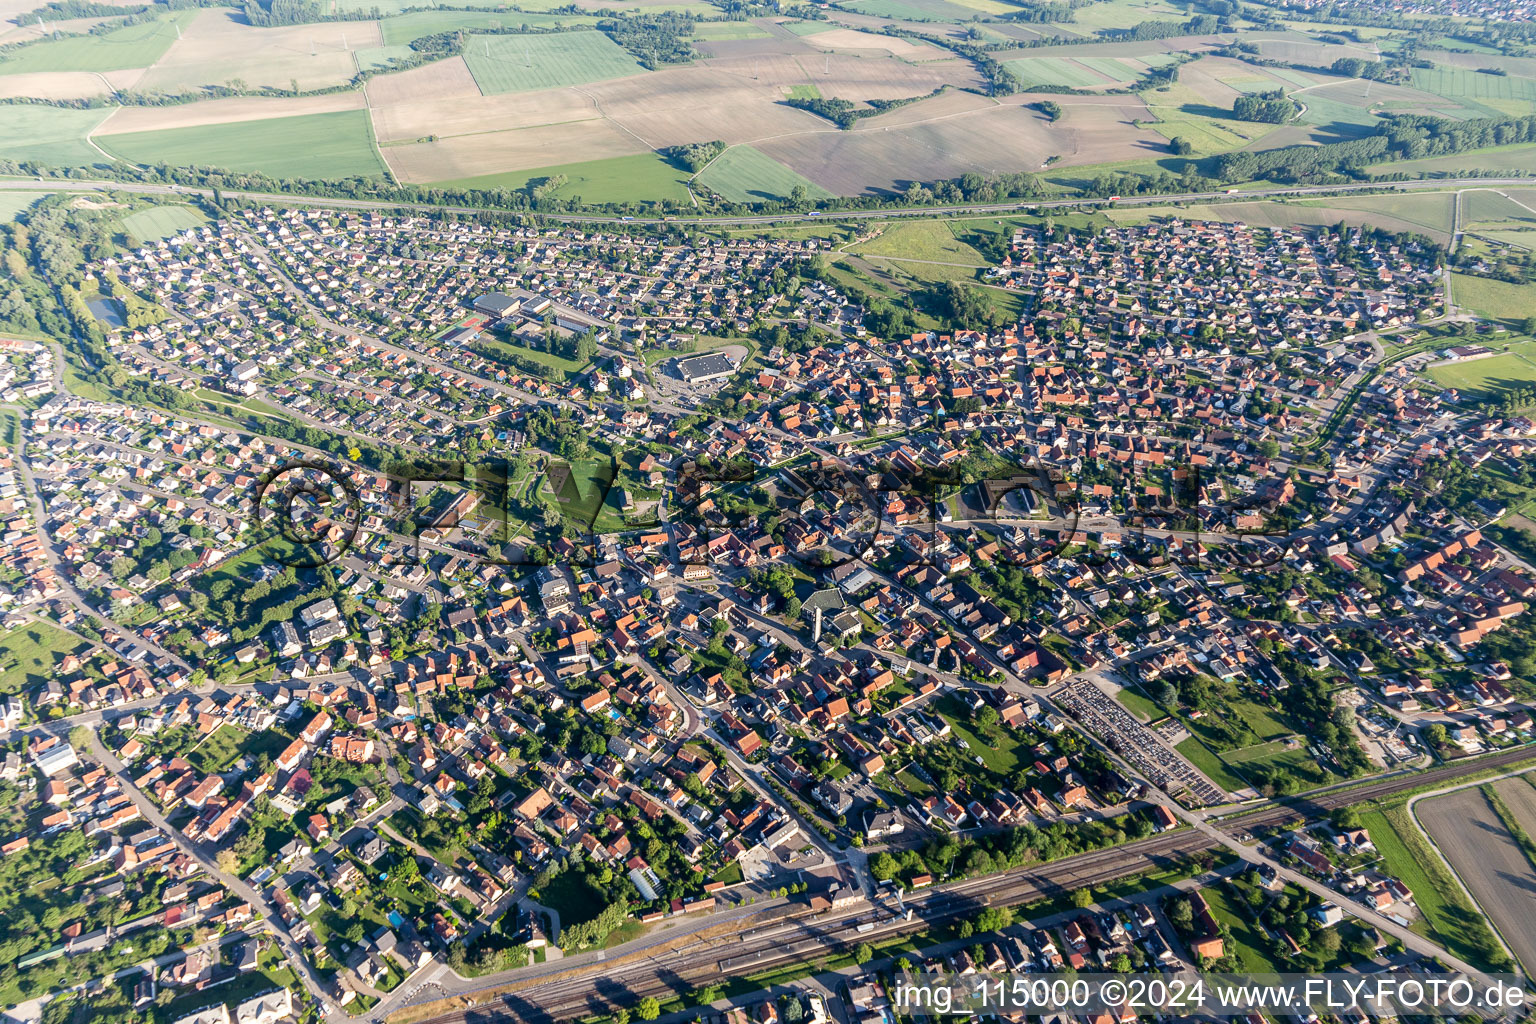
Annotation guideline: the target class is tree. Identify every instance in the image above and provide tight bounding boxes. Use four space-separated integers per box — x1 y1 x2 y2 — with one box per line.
1169 136 1194 156
1070 887 1093 908
637 997 661 1021
853 942 873 965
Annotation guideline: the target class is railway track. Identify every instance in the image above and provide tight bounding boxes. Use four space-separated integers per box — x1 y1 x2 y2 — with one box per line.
402 745 1536 1024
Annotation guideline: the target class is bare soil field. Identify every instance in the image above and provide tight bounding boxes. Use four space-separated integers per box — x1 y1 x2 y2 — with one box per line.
0 14 118 45
798 28 952 60
1494 776 1536 839
695 36 816 58
370 71 597 144
760 94 1156 193
365 55 480 107
0 67 139 99
584 65 831 147
1417 787 1536 971
699 49 981 101
382 118 645 183
134 9 379 93
98 92 364 135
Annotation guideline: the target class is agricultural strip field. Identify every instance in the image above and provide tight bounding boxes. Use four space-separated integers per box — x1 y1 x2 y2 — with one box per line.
1427 341 1536 399
461 31 644 94
436 152 693 203
1411 67 1536 117
1357 804 1515 972
1004 56 1116 89
0 104 112 166
1415 786 1536 972
131 10 377 93
97 109 388 180
119 204 206 242
0 8 197 74
694 145 832 203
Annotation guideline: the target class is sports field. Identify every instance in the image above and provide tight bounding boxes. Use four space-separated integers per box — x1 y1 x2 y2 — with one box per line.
0 104 115 166
1428 341 1536 397
120 204 207 242
0 9 198 74
461 31 645 95
694 145 831 203
98 109 388 180
440 152 693 204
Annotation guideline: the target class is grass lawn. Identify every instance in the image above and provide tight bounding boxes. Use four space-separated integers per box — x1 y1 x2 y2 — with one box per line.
438 152 693 204
712 860 744 885
98 110 388 181
0 105 113 167
1203 885 1280 973
534 867 607 927
694 145 831 204
895 767 934 797
0 9 198 74
1451 273 1536 325
851 219 989 264
187 724 251 774
1113 684 1165 723
933 694 1032 784
0 622 87 695
475 335 588 381
462 30 644 94
1429 340 1536 398
119 204 206 242
1357 805 1509 971
1174 736 1248 794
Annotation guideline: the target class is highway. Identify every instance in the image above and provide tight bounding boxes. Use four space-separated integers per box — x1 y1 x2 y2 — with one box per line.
3 175 1536 227
389 743 1536 1024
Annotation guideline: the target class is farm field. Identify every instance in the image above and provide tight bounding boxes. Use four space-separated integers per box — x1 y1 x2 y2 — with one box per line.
461 31 644 94
437 152 693 204
379 9 601 44
0 622 86 695
1451 273 1536 324
0 104 111 166
1004 56 1117 89
1364 143 1536 177
693 20 772 40
1492 775 1536 842
1416 786 1536 973
0 8 197 74
1427 341 1536 398
132 10 376 93
694 145 831 203
0 192 45 222
97 109 388 180
1106 198 1457 243
119 204 206 242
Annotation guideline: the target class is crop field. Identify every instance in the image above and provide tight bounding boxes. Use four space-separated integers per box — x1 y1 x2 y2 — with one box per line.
694 145 831 203
383 119 646 183
1417 786 1536 972
0 104 113 165
1108 197 1456 243
461 31 644 94
842 0 982 20
693 20 772 40
133 10 379 93
98 92 365 135
99 109 387 180
379 9 601 44
1412 67 1536 116
119 204 206 242
0 8 197 74
1004 56 1116 89
1428 342 1536 398
1312 191 1458 236
437 152 693 203
1462 188 1536 226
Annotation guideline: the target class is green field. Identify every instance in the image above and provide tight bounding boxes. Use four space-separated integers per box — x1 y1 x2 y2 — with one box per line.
1004 56 1113 89
1064 0 1187 29
693 20 772 39
476 335 588 380
1319 192 1457 235
0 622 86 696
1428 340 1536 398
0 106 113 167
785 84 822 100
440 152 693 204
1175 736 1249 793
851 219 989 264
1462 188 1536 226
98 110 387 181
0 193 49 222
462 31 645 94
1451 273 1536 324
1365 143 1536 177
1412 67 1536 116
0 10 199 74
842 0 980 20
694 145 831 203
119 204 206 242
355 44 417 70
379 9 601 44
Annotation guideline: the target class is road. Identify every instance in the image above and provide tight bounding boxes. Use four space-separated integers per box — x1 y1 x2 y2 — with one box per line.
385 743 1536 1024
2 176 1534 227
